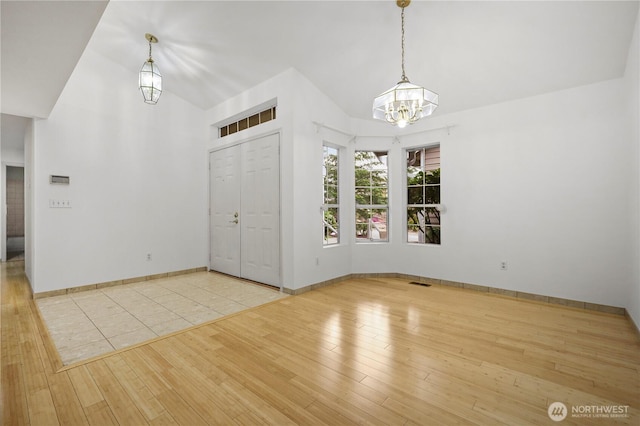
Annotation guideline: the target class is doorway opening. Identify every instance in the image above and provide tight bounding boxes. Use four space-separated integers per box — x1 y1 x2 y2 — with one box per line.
6 166 24 261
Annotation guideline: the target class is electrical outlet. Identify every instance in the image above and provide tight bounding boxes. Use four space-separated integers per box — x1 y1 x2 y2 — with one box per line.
500 261 507 270
146 253 152 261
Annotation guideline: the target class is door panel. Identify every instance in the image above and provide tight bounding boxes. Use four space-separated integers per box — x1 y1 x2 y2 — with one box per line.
241 134 280 285
209 145 241 276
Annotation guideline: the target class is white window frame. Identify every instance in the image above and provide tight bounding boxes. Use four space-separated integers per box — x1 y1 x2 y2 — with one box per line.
405 144 441 245
323 143 340 246
355 150 389 243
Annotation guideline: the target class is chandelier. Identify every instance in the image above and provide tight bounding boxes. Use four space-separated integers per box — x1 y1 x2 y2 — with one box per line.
139 33 162 104
373 0 438 127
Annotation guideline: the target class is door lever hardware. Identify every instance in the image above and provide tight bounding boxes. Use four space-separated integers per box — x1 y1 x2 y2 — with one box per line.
230 219 238 224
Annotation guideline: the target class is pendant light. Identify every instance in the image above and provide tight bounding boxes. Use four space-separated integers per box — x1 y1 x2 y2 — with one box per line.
139 33 162 104
372 0 438 128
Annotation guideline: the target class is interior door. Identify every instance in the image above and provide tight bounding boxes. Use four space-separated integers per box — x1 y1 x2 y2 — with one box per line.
209 145 241 276
209 133 280 286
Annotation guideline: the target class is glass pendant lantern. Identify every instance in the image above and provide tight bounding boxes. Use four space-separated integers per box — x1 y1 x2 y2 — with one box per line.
139 33 162 105
373 0 438 127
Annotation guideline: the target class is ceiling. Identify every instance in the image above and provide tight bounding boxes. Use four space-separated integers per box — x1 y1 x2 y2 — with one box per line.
1 114 30 152
1 0 639 123
1 0 108 119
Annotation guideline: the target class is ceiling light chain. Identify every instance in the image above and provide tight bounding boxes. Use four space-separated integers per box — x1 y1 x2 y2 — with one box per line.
148 38 153 62
372 0 438 128
400 4 407 82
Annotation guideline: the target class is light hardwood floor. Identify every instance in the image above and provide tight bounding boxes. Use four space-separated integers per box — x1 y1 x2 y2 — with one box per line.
2 260 639 425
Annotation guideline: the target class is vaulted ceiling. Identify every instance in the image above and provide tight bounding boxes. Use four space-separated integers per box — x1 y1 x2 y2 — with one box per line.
1 1 108 119
2 1 639 122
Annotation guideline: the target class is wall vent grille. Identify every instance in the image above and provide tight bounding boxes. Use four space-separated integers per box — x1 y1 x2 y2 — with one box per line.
219 106 276 138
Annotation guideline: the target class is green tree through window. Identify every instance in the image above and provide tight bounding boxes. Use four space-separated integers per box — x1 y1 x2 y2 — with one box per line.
407 146 441 244
323 145 339 245
355 151 388 242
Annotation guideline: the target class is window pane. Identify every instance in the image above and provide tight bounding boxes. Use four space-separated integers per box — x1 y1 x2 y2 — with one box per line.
355 208 370 241
408 224 421 243
407 207 421 243
425 185 440 204
407 186 423 205
407 148 422 167
372 187 388 205
324 185 338 204
424 226 441 245
323 208 339 245
407 166 422 185
354 169 370 186
407 207 441 244
324 166 338 185
370 209 387 241
355 151 389 243
424 207 441 226
355 208 388 242
371 169 387 182
355 208 369 224
355 187 370 205
323 145 340 246
425 169 440 184
405 145 441 245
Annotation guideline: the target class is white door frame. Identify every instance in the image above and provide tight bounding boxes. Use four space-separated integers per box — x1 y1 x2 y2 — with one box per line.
208 131 282 290
2 161 25 262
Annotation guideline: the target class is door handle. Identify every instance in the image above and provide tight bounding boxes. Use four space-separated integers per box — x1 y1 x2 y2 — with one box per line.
230 219 238 224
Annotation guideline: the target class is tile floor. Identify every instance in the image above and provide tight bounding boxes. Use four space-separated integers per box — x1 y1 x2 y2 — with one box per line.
36 271 288 365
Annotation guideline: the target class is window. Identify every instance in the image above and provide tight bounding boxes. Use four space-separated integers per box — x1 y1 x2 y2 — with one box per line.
355 151 388 242
407 145 441 244
323 145 339 245
219 106 276 138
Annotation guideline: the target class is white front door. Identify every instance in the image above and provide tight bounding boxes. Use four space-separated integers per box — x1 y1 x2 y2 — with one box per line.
209 133 280 286
209 145 241 277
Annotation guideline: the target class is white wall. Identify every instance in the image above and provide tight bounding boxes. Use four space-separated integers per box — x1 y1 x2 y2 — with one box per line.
32 47 208 293
2 148 23 163
626 9 640 325
24 121 34 286
351 77 632 309
206 66 637 309
32 32 636 314
289 71 354 287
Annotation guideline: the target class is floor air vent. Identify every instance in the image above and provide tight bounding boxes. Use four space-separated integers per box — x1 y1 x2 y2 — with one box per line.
409 281 431 287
